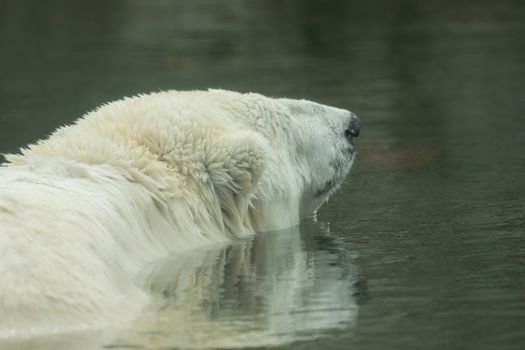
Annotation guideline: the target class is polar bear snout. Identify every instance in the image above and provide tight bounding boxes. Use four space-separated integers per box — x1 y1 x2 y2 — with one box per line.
345 114 361 139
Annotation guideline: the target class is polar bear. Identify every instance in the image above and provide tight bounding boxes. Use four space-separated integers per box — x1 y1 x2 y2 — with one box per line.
0 89 360 335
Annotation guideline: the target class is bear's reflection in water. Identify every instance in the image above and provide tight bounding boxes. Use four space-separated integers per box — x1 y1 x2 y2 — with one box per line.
8 220 365 350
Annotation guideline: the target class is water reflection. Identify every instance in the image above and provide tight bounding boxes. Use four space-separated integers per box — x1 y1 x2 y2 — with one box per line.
121 221 363 349
4 220 363 350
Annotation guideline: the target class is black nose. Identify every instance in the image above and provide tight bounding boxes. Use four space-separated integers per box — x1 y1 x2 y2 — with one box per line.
345 115 361 138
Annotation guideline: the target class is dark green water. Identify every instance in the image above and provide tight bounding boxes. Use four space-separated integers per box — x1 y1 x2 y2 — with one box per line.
1 0 525 349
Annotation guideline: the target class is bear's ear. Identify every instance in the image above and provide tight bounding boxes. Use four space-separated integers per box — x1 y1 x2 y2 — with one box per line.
204 129 267 194
207 89 241 97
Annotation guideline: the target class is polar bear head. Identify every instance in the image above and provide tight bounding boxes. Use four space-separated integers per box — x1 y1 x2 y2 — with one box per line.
4 89 360 237
204 90 361 231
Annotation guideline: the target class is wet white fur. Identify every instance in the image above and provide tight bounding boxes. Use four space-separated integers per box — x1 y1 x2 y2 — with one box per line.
0 89 355 334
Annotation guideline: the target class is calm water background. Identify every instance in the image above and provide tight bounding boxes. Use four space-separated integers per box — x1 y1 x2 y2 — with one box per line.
1 0 525 349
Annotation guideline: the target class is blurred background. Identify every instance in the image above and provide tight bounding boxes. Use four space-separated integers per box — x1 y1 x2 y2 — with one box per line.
1 1 525 349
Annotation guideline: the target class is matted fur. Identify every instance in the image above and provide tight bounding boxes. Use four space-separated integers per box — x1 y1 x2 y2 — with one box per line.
0 89 357 335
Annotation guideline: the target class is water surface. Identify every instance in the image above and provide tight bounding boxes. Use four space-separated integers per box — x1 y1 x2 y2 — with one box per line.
1 0 524 349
